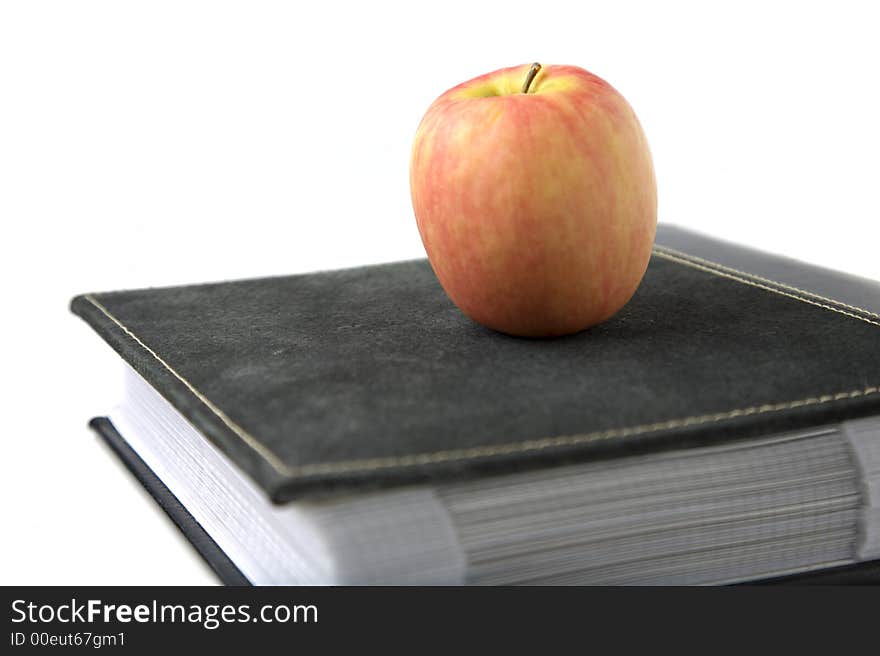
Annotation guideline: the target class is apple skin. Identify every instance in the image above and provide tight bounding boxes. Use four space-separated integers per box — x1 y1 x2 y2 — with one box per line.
410 63 657 337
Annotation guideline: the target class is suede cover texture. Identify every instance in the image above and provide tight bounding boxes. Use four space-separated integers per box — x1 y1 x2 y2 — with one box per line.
71 248 880 502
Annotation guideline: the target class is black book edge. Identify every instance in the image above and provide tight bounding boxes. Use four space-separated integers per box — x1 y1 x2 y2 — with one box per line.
89 417 251 586
89 415 880 585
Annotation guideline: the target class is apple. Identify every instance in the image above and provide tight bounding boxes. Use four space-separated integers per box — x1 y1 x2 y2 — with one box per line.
410 63 657 337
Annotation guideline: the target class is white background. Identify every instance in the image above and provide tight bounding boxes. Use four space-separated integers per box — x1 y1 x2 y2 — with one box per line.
1 1 878 584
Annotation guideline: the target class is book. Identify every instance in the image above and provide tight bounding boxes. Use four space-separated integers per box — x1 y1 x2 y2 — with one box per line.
71 225 880 584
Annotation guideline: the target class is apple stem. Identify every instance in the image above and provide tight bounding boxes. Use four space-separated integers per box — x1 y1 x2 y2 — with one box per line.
521 62 542 94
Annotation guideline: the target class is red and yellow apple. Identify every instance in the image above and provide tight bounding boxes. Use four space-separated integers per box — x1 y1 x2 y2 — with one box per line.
410 63 657 337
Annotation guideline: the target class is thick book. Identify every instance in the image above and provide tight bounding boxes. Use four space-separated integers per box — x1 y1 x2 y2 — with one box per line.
71 225 880 584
